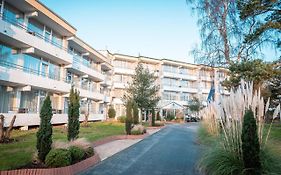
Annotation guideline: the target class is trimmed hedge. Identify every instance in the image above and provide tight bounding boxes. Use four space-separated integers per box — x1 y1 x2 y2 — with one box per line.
45 149 72 168
69 146 85 163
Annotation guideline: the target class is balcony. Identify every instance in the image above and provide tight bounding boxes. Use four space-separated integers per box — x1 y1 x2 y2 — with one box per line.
0 14 72 65
101 75 112 86
181 87 198 93
162 71 197 81
77 87 104 101
162 85 181 92
114 67 135 75
66 56 105 82
113 82 126 89
0 60 70 93
200 76 213 82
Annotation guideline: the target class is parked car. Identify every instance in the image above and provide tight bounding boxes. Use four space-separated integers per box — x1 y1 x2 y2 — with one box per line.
185 114 198 122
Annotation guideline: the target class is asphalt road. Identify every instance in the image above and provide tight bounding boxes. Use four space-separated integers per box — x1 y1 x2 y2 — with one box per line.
80 123 201 175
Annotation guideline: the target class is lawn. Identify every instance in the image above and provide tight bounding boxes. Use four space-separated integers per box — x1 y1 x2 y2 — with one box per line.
0 121 125 171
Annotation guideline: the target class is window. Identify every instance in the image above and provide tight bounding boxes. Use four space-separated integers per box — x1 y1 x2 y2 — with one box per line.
162 78 178 87
180 93 189 101
180 80 188 87
163 65 178 73
163 91 178 100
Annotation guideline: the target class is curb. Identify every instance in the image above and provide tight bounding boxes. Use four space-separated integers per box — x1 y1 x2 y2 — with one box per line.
0 126 165 175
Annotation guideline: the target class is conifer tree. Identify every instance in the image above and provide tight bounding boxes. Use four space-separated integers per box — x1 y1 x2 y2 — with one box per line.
68 87 80 141
241 109 261 175
36 95 53 162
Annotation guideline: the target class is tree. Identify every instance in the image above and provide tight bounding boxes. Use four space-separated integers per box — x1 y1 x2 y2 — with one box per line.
222 59 276 93
188 97 201 114
132 100 139 124
241 109 261 175
125 100 133 135
68 87 80 141
186 0 264 66
0 115 16 143
124 63 160 121
238 0 281 51
108 106 116 119
36 95 53 162
151 108 156 126
268 59 281 107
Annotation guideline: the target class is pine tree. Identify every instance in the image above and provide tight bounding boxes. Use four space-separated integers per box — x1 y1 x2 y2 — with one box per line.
36 95 53 162
241 109 261 175
68 87 80 141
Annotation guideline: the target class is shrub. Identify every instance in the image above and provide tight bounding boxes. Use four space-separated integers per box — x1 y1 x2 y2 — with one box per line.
166 112 175 121
241 109 261 175
131 130 143 135
108 106 116 118
199 144 244 175
85 147 95 157
36 95 53 162
117 116 126 123
131 124 146 135
156 111 161 121
45 149 72 168
69 146 85 163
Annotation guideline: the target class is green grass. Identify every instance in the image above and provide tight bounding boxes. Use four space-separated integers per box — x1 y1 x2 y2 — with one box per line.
198 123 281 175
0 121 125 170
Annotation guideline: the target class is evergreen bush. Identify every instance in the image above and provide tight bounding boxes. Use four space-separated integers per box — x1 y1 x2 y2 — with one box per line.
45 149 72 167
132 100 139 124
108 106 116 118
36 95 53 162
85 147 95 157
125 100 133 135
117 116 126 123
68 87 80 141
151 108 155 126
69 146 85 163
241 109 262 175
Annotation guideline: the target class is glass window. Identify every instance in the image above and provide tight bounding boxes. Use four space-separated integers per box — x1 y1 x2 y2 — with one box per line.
23 54 41 75
28 18 44 37
20 90 39 113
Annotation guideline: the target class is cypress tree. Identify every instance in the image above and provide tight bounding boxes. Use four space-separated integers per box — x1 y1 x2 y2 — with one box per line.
132 100 139 124
241 109 261 175
125 100 133 135
68 87 80 141
151 108 155 126
36 95 53 162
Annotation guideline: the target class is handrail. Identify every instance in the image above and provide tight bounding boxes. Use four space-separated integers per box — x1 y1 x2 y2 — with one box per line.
0 59 70 83
0 12 69 52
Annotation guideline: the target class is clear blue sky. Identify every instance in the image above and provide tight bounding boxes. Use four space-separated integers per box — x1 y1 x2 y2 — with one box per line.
41 0 279 63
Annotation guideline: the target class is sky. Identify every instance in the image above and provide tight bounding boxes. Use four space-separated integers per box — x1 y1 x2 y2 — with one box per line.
41 0 279 63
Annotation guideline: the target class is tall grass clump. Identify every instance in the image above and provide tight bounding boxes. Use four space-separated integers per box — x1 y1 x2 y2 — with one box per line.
198 80 280 175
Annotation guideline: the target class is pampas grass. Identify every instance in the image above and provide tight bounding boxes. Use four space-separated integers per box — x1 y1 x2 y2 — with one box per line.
199 80 280 174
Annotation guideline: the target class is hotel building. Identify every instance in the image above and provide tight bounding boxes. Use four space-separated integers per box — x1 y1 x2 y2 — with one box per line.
0 0 228 127
100 51 229 117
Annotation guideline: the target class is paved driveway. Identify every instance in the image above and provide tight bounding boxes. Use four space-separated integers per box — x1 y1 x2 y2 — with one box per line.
80 123 201 175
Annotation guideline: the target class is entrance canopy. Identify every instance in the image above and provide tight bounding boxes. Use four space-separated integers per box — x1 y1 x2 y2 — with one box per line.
160 101 184 110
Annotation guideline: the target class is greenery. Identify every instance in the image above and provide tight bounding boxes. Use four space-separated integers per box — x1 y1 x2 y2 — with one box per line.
84 147 94 157
166 112 175 121
124 63 160 122
131 130 143 135
188 97 201 114
108 106 116 119
45 148 72 168
198 123 281 175
222 59 276 91
132 100 139 124
117 116 126 123
36 95 53 162
0 121 124 170
68 87 80 141
238 0 281 50
241 109 261 175
125 100 133 135
151 108 155 126
69 146 85 163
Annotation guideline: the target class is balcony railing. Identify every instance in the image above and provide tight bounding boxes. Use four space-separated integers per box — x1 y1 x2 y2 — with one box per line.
0 12 68 51
0 59 69 83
